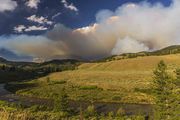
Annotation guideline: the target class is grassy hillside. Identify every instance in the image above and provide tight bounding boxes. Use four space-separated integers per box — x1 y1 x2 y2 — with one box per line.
8 54 180 104
0 58 80 83
81 54 180 71
100 45 180 62
1 45 180 83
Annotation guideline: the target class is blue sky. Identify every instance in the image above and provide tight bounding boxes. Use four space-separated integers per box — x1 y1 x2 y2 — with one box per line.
0 0 172 35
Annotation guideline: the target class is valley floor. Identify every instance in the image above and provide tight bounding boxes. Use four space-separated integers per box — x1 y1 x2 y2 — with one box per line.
1 54 180 119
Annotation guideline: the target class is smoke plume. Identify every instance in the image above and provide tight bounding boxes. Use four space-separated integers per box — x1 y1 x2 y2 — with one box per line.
1 0 180 61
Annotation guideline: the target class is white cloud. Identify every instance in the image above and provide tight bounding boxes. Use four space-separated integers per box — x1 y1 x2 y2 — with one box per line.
26 0 40 9
61 0 78 12
24 26 48 32
14 25 48 33
14 15 52 33
14 25 26 33
52 12 61 19
0 0 17 12
27 15 53 25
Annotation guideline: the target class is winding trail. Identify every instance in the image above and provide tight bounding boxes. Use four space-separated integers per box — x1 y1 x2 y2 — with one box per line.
0 84 153 115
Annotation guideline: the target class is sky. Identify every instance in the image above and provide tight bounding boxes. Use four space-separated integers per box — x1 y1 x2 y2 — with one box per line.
0 0 172 35
0 0 177 61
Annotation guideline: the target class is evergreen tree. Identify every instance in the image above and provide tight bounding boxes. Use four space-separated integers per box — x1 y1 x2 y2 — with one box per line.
175 69 180 86
174 69 180 119
54 88 69 113
1 64 6 71
9 66 16 71
153 60 175 119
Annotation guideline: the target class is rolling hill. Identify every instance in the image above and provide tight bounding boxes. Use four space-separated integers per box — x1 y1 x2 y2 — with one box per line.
0 46 180 86
0 48 32 61
100 45 180 62
0 57 7 63
0 57 80 83
3 45 180 120
10 52 180 104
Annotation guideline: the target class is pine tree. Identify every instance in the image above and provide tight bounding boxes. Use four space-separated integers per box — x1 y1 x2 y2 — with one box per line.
174 69 180 119
153 60 175 119
1 64 6 71
54 88 69 113
175 69 180 86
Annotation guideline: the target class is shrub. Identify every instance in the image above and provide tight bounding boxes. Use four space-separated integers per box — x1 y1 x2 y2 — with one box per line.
153 61 177 119
29 105 39 112
51 80 67 85
85 105 97 117
79 85 101 90
116 108 126 117
29 105 50 112
53 88 69 113
112 96 122 101
108 111 114 119
46 77 50 84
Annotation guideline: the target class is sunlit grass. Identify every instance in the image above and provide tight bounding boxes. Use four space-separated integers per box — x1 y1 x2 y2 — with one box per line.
15 54 180 104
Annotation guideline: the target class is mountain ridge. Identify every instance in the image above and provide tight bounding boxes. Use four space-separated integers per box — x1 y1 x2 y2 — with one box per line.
1 45 180 64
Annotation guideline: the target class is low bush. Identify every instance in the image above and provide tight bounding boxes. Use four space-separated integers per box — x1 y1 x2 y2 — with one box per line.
50 80 67 85
84 105 97 117
116 108 126 117
112 96 122 101
79 85 102 90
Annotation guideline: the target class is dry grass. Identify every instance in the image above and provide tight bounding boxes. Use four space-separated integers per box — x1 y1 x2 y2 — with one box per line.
79 54 180 71
0 109 69 120
17 54 180 104
0 111 28 120
43 54 180 90
44 70 152 91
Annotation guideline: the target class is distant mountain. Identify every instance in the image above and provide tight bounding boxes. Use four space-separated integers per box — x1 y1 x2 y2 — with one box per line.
40 59 80 66
100 45 180 62
0 57 7 63
1 45 180 64
0 48 32 62
0 55 81 68
152 45 180 55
